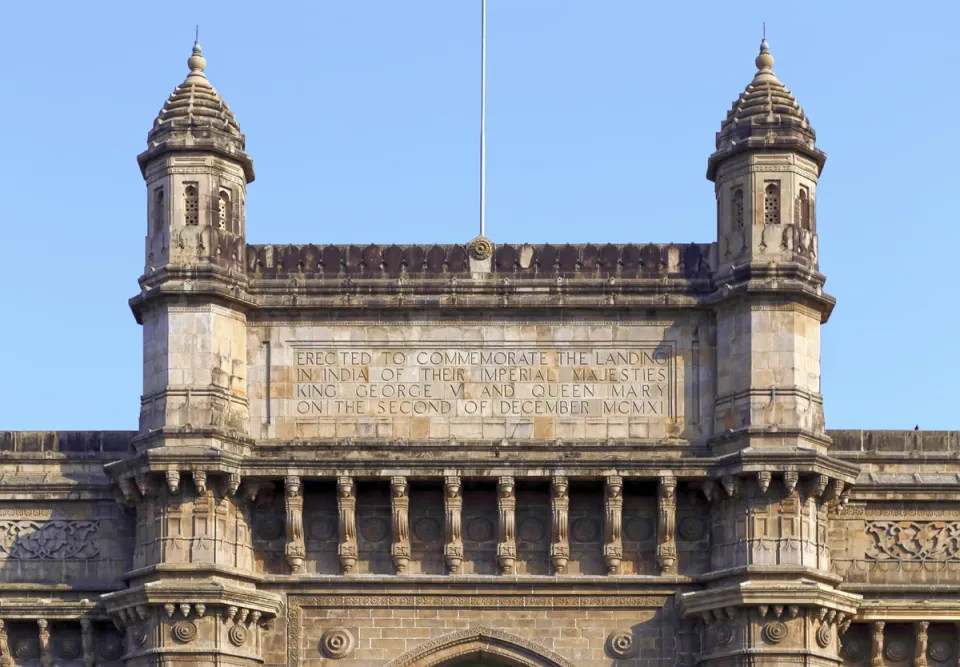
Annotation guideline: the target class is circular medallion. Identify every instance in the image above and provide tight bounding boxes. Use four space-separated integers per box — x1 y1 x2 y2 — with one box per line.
467 236 494 261
321 628 355 659
258 519 283 541
172 621 198 644
360 517 388 542
843 639 867 662
678 517 705 541
133 625 148 647
308 516 335 541
608 630 636 659
467 517 494 542
763 621 788 644
518 518 545 542
930 641 953 662
59 638 83 660
886 640 910 662
816 625 832 649
572 518 600 542
13 639 38 660
625 518 653 542
414 517 442 543
99 633 124 660
715 623 733 646
229 623 248 647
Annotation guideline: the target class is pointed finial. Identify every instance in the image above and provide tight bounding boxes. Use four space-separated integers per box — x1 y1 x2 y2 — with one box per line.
187 33 207 80
755 36 774 71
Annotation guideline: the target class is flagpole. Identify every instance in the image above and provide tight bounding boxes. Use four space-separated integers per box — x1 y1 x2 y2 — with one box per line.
480 0 487 237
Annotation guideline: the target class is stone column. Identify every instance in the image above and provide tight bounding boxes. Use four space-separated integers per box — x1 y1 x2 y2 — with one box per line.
915 621 929 667
337 476 358 574
497 476 516 575
603 475 623 575
37 620 51 667
80 618 93 667
284 475 305 574
550 476 569 574
444 476 463 574
871 621 885 667
0 621 10 667
657 475 678 574
391 477 411 574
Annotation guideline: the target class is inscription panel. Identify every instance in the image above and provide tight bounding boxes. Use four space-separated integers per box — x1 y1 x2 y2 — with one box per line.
252 323 696 442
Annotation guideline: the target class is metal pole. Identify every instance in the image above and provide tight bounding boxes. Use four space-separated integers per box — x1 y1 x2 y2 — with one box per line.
480 0 487 237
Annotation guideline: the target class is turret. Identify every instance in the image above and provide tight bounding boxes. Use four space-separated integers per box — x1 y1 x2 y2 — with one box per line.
710 39 823 271
138 40 253 274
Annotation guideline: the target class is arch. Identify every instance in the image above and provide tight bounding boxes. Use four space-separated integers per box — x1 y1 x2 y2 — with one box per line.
384 627 575 667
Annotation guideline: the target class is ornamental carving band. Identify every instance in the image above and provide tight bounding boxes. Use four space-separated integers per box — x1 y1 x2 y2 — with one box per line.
0 521 99 560
866 521 960 561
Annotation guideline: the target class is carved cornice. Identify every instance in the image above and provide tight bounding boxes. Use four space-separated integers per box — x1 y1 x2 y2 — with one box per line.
101 582 282 619
679 582 861 619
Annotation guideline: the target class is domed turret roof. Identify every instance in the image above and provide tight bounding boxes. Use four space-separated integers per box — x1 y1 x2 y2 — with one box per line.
707 40 825 180
148 41 242 140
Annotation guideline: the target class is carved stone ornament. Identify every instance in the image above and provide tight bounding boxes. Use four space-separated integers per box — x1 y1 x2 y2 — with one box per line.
715 622 734 646
0 521 99 560
58 638 82 661
886 640 910 662
97 632 124 661
321 628 355 659
467 235 494 260
608 630 637 659
816 624 832 649
866 521 960 561
133 624 148 647
228 623 248 647
763 621 788 644
929 641 953 662
172 621 198 644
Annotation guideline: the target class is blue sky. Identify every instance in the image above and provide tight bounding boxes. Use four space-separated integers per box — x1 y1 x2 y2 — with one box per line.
0 1 956 430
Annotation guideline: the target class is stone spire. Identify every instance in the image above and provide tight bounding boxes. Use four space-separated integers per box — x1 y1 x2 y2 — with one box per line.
707 39 825 181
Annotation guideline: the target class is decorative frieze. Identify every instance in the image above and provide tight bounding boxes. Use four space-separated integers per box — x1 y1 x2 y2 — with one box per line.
866 521 960 561
0 521 99 560
284 476 305 574
603 476 623 575
337 477 358 574
657 476 677 574
390 477 410 575
497 477 516 575
443 477 463 575
550 476 569 575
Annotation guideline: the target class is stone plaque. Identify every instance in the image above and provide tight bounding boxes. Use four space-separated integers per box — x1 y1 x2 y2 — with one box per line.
268 331 680 441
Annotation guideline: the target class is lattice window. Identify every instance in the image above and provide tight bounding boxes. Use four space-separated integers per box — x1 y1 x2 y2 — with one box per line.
218 191 230 231
733 188 744 228
184 184 199 226
798 187 811 230
153 188 165 232
764 183 780 224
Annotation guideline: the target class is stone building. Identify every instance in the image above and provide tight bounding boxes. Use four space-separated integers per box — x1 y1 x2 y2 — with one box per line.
0 36 955 667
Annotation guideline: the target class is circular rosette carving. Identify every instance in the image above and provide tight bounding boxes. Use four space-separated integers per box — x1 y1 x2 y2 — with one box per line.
886 640 910 662
607 630 637 659
930 641 954 662
98 632 124 660
467 517 494 542
467 236 494 260
133 624 148 647
229 623 248 647
714 622 733 646
843 638 867 662
678 517 705 541
13 638 38 660
59 637 83 660
172 620 198 644
360 517 388 542
816 624 832 649
763 621 788 644
321 628 355 659
572 518 600 542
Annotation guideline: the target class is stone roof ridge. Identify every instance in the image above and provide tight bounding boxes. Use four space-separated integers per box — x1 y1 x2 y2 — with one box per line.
245 241 715 279
149 40 242 140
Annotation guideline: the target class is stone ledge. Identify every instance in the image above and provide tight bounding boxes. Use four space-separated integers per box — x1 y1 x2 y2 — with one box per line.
0 431 135 455
828 430 960 454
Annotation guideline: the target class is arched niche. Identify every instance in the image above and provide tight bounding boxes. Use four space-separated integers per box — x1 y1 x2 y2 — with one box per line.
384 627 575 667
